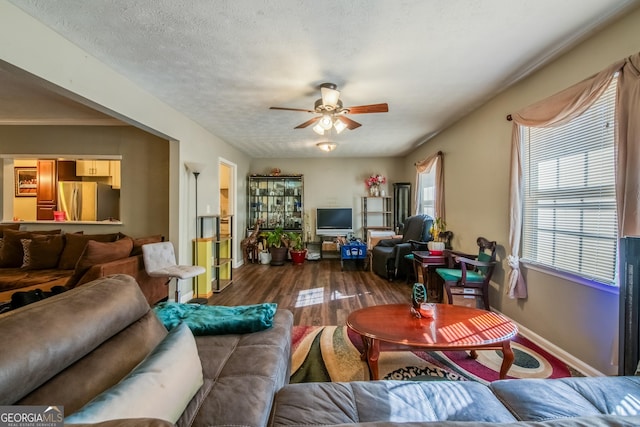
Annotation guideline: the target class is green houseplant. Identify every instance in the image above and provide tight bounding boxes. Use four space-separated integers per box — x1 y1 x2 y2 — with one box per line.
265 227 289 266
287 232 306 265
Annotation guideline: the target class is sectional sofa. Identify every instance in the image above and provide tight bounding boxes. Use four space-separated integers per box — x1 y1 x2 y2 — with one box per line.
0 225 168 306
1 274 639 427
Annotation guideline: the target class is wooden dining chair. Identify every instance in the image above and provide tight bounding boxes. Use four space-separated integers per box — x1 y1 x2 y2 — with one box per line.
435 237 497 310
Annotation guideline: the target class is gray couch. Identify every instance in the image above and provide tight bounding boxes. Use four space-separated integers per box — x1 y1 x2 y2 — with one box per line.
0 274 293 427
271 376 640 426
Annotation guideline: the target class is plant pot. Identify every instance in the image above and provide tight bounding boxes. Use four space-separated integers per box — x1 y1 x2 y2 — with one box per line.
259 251 271 265
269 246 288 266
290 249 307 265
427 241 445 255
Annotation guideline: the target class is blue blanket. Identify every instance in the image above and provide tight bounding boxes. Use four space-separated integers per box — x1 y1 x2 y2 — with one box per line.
153 302 277 335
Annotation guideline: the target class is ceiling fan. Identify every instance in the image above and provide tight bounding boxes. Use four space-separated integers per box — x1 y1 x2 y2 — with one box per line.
269 83 389 135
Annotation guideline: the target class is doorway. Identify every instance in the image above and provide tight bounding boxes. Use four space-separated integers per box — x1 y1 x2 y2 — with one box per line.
219 158 236 264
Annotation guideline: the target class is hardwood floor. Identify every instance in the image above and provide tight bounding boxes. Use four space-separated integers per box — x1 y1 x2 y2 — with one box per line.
206 258 414 325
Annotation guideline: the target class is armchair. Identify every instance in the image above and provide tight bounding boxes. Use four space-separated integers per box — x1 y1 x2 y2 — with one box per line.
371 214 434 280
435 237 497 310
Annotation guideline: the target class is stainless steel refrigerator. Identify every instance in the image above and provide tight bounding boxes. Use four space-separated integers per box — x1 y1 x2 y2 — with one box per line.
57 181 119 221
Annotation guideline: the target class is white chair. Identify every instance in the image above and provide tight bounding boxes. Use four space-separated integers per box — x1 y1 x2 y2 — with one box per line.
142 241 206 303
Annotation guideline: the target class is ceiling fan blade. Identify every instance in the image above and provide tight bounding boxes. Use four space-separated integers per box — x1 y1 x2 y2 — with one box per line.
294 116 321 129
344 103 389 114
321 86 341 109
270 106 315 113
337 116 362 130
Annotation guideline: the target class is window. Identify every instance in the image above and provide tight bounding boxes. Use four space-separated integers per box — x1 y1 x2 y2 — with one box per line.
521 78 617 285
417 168 436 218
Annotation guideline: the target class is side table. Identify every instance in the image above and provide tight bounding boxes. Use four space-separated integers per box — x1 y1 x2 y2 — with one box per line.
412 251 446 302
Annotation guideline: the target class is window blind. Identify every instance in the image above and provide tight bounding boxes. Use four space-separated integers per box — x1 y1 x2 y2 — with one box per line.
522 78 617 285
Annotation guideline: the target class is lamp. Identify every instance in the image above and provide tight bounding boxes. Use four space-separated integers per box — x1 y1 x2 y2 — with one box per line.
333 117 347 134
316 142 337 152
313 116 348 135
185 161 208 305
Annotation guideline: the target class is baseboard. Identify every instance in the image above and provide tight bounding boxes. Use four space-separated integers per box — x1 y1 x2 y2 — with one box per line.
493 308 607 377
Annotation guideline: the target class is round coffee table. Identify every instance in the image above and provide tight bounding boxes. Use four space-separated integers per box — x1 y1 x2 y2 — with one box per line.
346 303 518 380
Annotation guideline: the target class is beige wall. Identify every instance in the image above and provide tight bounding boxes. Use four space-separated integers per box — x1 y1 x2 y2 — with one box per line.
249 157 405 240
1 126 170 238
401 8 640 375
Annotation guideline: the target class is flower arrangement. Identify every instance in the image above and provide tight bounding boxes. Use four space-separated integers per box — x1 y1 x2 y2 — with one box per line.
365 174 386 188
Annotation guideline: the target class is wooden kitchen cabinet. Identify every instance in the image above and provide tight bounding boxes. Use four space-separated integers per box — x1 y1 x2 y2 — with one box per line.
76 160 110 176
36 160 57 220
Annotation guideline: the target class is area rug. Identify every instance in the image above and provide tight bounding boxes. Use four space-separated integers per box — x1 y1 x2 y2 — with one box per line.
291 325 577 384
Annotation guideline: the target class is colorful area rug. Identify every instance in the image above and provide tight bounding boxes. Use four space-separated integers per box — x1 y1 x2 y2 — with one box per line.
291 325 576 384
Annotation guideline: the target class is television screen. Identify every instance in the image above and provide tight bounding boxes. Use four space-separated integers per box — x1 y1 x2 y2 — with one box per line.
316 208 353 235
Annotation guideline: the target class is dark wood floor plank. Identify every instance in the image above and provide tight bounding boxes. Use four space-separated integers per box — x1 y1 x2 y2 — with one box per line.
207 259 415 325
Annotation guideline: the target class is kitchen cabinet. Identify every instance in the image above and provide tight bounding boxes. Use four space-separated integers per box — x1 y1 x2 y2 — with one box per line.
36 160 57 220
109 160 121 189
247 175 303 234
76 160 110 176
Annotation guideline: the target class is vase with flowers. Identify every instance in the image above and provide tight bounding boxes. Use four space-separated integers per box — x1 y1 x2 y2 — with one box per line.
365 174 386 197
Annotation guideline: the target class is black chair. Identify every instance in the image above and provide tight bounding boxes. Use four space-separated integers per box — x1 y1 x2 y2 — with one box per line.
371 214 434 280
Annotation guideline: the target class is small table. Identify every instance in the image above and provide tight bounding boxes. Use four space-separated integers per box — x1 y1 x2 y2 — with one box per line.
347 303 518 380
412 251 446 302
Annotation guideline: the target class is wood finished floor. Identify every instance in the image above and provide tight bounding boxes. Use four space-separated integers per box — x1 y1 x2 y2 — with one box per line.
206 258 414 326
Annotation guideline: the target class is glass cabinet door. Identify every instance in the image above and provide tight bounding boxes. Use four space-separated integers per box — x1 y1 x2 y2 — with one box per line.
248 175 303 233
393 182 411 232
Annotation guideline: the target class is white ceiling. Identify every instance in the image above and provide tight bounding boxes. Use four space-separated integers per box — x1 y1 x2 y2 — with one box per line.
5 0 639 158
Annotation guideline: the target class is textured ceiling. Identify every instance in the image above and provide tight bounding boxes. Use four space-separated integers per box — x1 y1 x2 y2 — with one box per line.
5 0 639 158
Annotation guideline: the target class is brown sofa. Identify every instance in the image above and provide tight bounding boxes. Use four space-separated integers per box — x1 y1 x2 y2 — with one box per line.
0 274 293 427
0 225 168 306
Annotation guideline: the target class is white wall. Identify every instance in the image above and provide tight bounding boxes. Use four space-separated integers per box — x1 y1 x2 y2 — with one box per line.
401 8 640 375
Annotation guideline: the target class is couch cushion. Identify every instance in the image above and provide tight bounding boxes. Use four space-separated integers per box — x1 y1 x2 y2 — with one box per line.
65 238 134 288
0 274 152 405
22 234 65 270
0 229 61 268
271 381 517 425
490 376 640 421
0 223 20 237
65 322 203 424
128 234 164 256
58 233 119 270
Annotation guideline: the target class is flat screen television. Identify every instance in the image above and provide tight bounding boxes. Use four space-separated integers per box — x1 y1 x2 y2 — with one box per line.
315 207 353 236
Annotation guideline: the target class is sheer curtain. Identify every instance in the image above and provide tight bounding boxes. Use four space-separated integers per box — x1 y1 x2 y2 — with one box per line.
415 151 444 219
507 52 639 299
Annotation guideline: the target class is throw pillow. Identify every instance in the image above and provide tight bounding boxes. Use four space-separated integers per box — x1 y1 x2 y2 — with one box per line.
20 239 31 268
130 234 164 256
64 322 203 424
58 233 119 270
0 223 20 238
65 237 133 288
0 229 61 268
24 234 65 270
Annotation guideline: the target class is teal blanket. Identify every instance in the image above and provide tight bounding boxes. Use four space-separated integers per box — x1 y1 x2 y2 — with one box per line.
153 302 277 335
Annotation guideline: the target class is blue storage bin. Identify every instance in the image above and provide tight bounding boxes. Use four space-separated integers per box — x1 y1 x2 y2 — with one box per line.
341 243 367 260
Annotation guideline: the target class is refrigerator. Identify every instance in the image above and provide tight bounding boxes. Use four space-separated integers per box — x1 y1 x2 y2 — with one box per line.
57 181 119 221
619 237 640 375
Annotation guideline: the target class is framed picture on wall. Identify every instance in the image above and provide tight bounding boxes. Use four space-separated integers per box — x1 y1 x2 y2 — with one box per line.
15 167 37 197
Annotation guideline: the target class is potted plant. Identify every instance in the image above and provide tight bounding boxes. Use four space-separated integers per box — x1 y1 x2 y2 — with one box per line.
265 227 290 266
287 232 306 265
427 217 447 254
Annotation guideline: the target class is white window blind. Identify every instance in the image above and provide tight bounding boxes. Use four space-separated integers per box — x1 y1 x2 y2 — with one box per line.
522 78 617 286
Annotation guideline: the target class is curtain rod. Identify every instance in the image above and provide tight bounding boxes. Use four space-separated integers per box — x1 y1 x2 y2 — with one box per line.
506 114 513 121
414 151 443 166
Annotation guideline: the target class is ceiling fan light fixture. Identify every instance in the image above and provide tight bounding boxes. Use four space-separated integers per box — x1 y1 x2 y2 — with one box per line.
317 142 337 152
320 85 340 109
333 118 347 134
319 115 333 130
312 123 325 135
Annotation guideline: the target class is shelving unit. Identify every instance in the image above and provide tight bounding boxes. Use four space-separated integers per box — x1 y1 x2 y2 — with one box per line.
193 215 233 294
361 196 393 238
247 175 303 234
